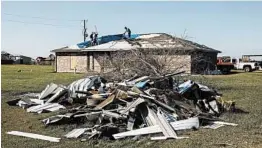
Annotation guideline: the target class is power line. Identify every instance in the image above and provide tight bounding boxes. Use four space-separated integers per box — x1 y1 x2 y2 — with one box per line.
3 13 80 22
3 19 81 29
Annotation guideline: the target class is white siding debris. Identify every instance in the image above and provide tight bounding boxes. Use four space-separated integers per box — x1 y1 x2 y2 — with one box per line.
7 131 61 142
113 117 199 139
64 128 88 138
27 103 65 113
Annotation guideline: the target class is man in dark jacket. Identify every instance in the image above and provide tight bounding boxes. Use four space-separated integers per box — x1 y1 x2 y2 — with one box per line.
90 32 98 46
90 32 94 45
124 27 131 38
93 32 98 45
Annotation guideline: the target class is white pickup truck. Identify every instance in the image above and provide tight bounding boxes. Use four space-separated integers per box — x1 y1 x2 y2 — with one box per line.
232 58 259 72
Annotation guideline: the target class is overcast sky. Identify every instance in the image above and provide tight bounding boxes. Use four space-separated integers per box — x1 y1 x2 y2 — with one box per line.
1 1 262 58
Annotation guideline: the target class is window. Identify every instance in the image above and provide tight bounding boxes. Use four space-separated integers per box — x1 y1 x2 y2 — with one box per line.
239 58 242 62
232 58 236 64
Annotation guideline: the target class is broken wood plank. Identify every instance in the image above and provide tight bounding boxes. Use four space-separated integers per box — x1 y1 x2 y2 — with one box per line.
94 94 115 110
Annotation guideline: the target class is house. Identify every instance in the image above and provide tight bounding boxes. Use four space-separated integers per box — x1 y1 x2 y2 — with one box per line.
1 51 33 65
1 51 14 64
12 55 33 64
51 33 221 74
36 54 55 65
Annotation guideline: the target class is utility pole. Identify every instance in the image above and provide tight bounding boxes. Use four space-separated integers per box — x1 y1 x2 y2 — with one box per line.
83 20 88 42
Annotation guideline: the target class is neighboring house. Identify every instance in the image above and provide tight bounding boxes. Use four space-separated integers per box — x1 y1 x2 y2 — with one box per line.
51 33 221 74
1 51 34 65
36 54 55 65
12 55 33 64
1 51 14 64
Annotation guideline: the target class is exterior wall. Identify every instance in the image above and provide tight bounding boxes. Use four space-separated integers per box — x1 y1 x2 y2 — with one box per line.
92 52 112 73
56 52 105 73
92 51 192 74
154 55 191 74
56 52 88 73
55 51 217 74
191 52 218 74
13 56 32 64
93 52 102 73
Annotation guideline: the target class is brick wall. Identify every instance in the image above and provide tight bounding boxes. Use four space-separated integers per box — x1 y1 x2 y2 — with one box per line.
93 53 102 73
55 51 216 74
154 55 191 73
92 52 192 74
191 52 218 74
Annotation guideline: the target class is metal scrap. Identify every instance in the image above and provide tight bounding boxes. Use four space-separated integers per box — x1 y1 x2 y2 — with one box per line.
27 103 65 113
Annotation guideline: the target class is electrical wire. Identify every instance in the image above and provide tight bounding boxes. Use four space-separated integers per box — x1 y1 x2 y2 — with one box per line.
3 13 80 22
3 19 81 29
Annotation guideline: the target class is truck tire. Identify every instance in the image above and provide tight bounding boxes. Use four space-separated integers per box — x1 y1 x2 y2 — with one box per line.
244 66 251 72
222 67 229 74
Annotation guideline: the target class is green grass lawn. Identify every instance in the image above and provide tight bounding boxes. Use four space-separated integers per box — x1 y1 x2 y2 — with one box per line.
1 65 262 148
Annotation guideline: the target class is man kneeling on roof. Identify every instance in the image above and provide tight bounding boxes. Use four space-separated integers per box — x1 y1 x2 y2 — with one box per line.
123 27 131 39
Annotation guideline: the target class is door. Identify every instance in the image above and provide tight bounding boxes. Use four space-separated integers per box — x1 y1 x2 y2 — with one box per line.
70 55 77 69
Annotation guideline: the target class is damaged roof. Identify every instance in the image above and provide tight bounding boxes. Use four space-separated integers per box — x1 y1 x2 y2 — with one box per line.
52 33 221 53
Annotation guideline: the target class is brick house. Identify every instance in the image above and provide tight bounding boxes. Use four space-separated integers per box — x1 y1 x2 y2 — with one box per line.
51 33 221 74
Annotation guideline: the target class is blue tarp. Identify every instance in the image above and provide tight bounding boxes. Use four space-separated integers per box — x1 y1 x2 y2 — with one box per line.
76 34 141 48
178 80 194 94
135 81 148 89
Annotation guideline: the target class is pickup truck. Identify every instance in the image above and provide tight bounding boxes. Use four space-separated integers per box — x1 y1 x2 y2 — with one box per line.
232 58 259 72
216 56 234 74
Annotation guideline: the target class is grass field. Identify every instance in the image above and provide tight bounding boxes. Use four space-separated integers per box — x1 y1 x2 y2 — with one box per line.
1 65 262 148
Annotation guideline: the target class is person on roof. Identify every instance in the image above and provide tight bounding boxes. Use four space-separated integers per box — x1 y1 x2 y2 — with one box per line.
93 32 98 45
124 27 131 39
90 32 94 45
90 32 98 46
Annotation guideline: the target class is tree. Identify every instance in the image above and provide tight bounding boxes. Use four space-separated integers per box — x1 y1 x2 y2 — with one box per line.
97 33 215 81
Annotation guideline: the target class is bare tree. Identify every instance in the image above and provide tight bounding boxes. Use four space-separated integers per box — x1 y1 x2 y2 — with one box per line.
97 33 215 81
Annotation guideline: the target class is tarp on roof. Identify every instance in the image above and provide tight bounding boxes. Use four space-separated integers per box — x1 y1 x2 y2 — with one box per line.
82 40 138 51
76 34 140 49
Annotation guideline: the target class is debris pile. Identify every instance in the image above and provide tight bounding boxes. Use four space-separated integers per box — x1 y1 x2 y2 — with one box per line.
7 72 237 141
